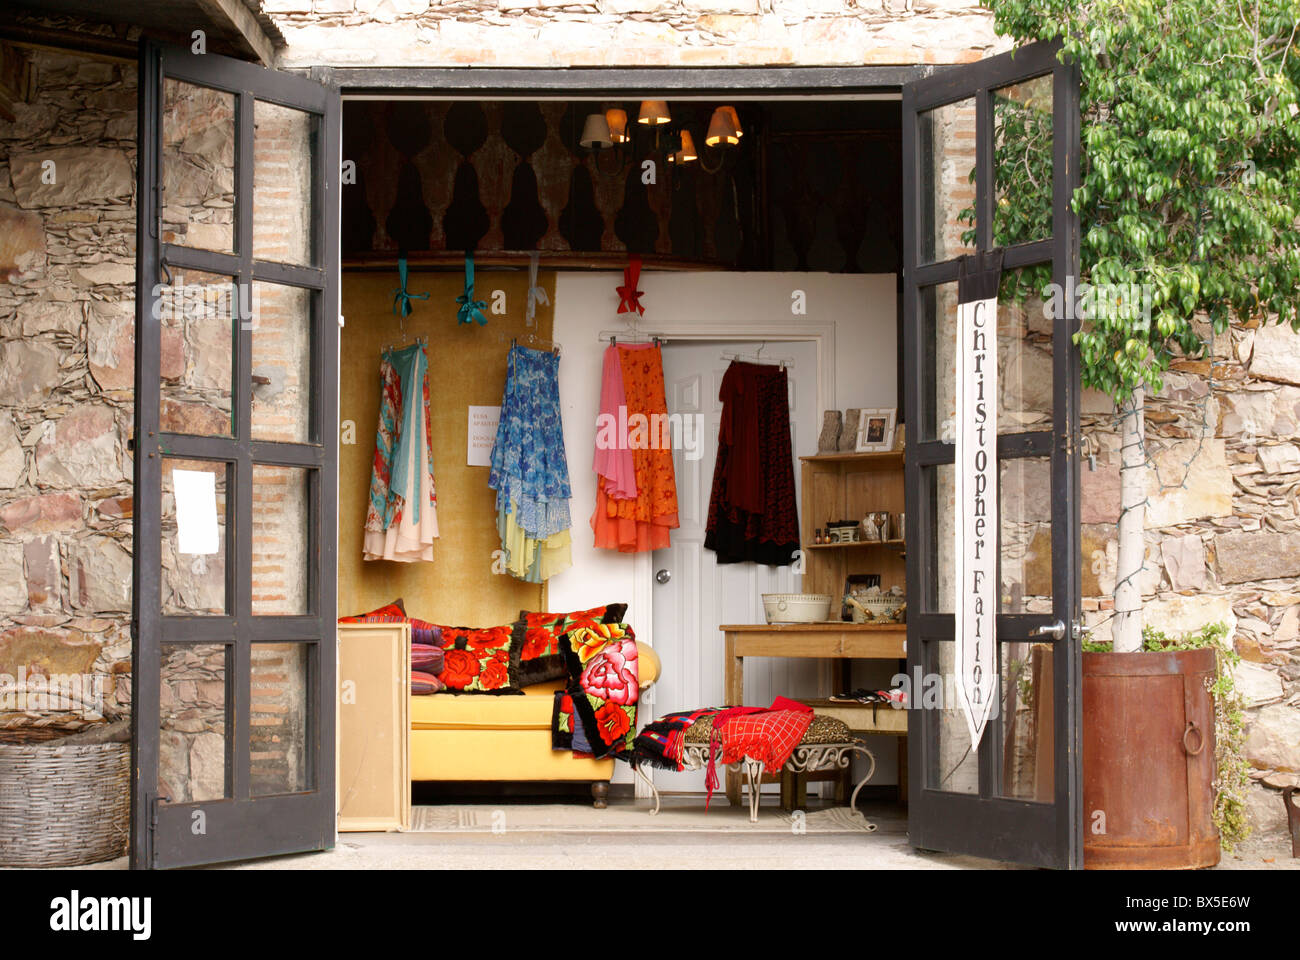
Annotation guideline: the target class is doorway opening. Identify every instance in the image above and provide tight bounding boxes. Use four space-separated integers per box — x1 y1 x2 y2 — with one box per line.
334 92 908 829
132 44 1081 869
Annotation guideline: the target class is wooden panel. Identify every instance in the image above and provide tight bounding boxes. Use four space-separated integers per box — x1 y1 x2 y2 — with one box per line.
725 625 905 659
338 623 410 832
338 269 554 625
798 698 908 734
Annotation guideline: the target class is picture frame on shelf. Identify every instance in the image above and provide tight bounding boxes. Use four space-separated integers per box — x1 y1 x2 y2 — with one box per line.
856 407 896 452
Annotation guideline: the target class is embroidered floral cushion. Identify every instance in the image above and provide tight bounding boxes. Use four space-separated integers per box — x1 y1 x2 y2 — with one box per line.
515 602 629 686
433 623 523 695
551 621 639 758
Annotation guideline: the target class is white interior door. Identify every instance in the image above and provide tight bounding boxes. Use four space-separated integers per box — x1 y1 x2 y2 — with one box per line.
650 339 820 794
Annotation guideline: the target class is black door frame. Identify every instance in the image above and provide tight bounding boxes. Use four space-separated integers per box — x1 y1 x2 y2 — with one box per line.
900 41 1083 868
131 40 341 869
128 49 1080 867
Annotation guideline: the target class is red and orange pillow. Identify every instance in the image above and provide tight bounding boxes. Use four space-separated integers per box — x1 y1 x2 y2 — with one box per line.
338 599 407 623
432 623 524 695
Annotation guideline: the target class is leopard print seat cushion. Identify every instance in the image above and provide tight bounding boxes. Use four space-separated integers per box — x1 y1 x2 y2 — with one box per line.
682 713 851 745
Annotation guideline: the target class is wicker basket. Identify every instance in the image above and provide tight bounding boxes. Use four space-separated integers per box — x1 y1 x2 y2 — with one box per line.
0 739 129 867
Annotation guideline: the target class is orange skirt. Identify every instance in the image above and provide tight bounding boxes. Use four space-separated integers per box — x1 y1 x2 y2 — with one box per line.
591 343 679 553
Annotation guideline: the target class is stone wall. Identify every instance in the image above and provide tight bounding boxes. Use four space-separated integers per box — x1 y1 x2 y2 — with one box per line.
0 49 137 723
263 0 1006 69
1079 322 1300 840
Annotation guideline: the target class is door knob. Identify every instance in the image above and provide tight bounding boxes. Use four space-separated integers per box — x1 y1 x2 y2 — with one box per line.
1030 620 1066 640
656 569 671 585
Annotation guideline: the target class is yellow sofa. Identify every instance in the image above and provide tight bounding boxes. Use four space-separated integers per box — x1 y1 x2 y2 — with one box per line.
410 642 660 807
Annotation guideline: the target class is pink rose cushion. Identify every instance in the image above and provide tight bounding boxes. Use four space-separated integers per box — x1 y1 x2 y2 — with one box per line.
579 637 639 706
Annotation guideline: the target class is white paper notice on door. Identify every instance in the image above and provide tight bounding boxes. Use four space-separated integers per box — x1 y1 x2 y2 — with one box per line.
173 468 220 555
953 249 1003 750
467 405 501 467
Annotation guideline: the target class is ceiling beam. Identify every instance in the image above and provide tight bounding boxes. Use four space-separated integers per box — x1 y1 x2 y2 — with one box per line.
193 0 277 66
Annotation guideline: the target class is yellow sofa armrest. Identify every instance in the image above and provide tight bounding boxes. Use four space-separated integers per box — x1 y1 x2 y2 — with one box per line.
636 640 661 690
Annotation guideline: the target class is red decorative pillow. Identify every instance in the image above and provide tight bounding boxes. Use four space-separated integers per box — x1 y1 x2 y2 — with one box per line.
433 623 523 695
338 598 406 623
515 603 629 686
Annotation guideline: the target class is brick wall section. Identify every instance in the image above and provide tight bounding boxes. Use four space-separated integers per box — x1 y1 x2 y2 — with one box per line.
263 0 1009 69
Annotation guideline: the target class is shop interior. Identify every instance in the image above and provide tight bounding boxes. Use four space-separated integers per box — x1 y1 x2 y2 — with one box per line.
332 93 912 833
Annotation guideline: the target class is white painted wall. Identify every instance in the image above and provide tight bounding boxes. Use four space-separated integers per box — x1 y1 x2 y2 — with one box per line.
548 270 897 614
546 270 898 787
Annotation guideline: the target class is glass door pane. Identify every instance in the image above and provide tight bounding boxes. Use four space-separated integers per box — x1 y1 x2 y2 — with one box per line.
158 267 235 437
919 98 978 264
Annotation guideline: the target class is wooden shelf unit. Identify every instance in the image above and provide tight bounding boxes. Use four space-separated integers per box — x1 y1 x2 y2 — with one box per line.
800 450 906 605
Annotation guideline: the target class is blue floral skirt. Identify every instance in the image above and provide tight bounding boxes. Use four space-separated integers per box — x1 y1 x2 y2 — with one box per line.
489 345 573 580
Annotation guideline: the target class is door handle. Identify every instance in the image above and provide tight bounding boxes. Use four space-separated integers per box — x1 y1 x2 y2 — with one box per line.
655 569 671 585
1030 620 1066 640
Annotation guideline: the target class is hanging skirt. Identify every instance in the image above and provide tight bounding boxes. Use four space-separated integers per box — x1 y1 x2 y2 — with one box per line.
363 342 439 562
489 345 573 581
704 360 799 565
591 342 679 553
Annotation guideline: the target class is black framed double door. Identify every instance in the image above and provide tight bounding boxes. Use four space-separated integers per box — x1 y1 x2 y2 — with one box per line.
901 42 1084 868
131 41 341 869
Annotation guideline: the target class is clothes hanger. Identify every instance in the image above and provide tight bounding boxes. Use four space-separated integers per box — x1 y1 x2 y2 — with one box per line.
381 311 427 353
498 329 562 356
721 341 792 369
596 323 665 346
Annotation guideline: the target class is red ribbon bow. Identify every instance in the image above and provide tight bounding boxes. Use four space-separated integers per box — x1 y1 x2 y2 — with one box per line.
616 255 645 316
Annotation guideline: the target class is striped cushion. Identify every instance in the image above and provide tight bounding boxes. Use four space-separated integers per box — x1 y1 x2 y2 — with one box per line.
411 671 445 695
411 643 444 673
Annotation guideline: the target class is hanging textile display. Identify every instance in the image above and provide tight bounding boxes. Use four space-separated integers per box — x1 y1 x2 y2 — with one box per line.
391 257 428 317
953 249 1004 749
524 251 548 328
364 340 439 562
616 255 645 316
704 360 800 565
489 344 573 582
591 340 679 553
456 254 487 326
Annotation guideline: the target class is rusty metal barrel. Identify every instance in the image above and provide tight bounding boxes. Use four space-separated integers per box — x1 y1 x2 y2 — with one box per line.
1082 647 1220 869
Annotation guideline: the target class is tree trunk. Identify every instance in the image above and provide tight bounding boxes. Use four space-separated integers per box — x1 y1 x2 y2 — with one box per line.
1112 387 1146 653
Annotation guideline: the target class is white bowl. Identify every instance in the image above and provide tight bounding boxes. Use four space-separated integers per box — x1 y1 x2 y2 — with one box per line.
762 593 832 624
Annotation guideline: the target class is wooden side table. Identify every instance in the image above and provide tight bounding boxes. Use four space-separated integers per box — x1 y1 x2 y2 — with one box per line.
722 622 906 808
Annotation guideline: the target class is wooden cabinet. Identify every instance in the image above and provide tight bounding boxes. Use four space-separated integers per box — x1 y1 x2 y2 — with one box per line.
337 622 410 832
800 450 906 606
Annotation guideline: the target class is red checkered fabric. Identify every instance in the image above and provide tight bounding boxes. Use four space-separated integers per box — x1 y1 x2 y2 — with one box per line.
717 707 814 775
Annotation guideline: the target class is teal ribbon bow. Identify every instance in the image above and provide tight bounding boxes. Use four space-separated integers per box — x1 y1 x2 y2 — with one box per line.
456 254 487 326
391 258 429 318
525 251 548 327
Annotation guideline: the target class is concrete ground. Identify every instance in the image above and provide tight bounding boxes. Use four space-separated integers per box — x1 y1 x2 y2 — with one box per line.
36 797 1300 870
218 799 1017 870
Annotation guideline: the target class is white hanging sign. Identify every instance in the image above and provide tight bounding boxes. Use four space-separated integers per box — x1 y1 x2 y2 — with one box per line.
953 251 1003 749
467 405 501 467
173 468 220 556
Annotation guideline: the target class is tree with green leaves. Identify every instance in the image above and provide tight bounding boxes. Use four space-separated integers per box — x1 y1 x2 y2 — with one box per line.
984 0 1300 652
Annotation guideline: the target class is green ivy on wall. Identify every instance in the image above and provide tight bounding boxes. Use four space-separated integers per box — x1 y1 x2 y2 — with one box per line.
981 0 1300 401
